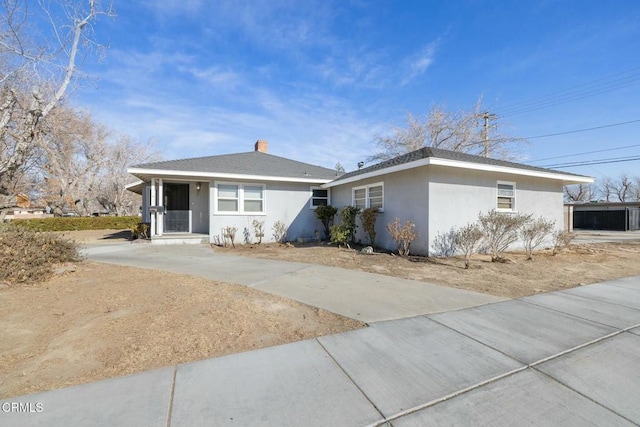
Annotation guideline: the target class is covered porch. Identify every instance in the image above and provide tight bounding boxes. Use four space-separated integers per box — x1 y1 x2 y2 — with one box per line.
127 178 210 241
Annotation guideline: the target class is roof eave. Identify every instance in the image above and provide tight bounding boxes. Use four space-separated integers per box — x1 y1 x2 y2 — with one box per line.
125 180 145 195
127 168 334 184
323 157 594 188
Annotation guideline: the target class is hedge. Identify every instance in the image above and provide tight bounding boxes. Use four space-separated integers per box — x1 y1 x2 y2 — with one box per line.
11 216 142 232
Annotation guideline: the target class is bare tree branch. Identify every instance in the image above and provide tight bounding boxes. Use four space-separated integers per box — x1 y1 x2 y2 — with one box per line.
369 97 526 163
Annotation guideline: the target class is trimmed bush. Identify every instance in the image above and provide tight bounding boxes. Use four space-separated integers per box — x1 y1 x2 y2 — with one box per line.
0 224 80 284
453 223 485 269
478 210 530 262
314 205 338 241
520 217 555 260
11 216 141 232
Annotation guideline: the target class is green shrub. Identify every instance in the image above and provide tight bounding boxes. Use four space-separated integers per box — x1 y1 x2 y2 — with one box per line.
339 206 360 244
11 216 141 232
329 224 351 247
314 205 338 240
0 224 80 284
360 207 379 246
131 222 150 239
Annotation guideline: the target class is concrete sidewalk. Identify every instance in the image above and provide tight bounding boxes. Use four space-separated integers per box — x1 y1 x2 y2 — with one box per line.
2 276 640 426
82 243 504 322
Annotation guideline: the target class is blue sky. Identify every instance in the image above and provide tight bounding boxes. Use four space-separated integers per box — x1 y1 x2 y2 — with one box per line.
73 0 640 180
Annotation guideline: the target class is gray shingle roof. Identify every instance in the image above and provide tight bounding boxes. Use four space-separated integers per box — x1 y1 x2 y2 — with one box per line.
132 151 338 181
331 147 587 183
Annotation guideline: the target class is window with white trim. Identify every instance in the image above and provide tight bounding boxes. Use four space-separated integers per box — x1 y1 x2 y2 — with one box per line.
310 187 330 208
243 185 264 212
497 181 516 211
352 182 384 211
216 182 265 214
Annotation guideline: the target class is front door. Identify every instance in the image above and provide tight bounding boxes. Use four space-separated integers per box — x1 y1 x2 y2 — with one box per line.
164 183 190 232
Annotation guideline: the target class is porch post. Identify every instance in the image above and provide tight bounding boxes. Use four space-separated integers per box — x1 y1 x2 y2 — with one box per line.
150 178 156 237
157 178 164 236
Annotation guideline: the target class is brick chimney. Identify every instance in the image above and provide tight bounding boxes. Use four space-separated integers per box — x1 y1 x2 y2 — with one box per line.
254 140 268 153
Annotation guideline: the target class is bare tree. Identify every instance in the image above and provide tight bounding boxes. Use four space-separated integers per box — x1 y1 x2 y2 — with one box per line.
36 106 108 215
95 135 159 216
598 177 615 202
631 176 640 202
369 98 525 162
0 0 114 209
612 174 633 202
564 183 598 202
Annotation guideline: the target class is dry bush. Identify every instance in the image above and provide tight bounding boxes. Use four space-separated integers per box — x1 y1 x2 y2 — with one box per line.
222 226 237 248
478 210 530 262
0 225 80 285
252 219 265 244
272 221 288 243
520 217 555 260
431 228 457 257
386 218 417 256
552 230 576 255
454 223 485 269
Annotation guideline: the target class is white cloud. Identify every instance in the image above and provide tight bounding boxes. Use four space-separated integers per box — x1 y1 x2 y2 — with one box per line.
182 66 241 88
401 40 439 85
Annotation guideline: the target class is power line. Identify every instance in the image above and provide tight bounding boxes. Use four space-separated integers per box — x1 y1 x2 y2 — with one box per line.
523 118 640 140
495 66 640 117
530 143 640 163
542 155 640 169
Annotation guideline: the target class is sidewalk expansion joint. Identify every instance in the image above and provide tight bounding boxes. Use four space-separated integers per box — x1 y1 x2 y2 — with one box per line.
377 366 529 426
520 297 640 331
166 366 177 427
314 339 387 426
530 366 638 425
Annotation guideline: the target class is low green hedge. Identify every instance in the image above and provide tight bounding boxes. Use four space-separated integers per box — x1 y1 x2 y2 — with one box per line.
11 216 141 232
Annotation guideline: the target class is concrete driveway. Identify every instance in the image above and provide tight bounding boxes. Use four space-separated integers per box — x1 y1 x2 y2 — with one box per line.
82 243 504 322
2 275 640 426
574 229 640 244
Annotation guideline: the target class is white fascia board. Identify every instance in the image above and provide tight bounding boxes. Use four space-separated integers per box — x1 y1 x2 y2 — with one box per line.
323 157 593 188
124 179 144 190
428 158 594 184
323 159 431 188
127 168 332 184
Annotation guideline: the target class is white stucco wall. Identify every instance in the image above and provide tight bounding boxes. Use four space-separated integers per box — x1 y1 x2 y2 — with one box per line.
209 180 322 244
330 165 565 256
330 167 430 254
427 166 564 254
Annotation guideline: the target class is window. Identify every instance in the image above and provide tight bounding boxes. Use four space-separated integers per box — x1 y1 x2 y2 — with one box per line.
310 187 330 208
218 184 239 212
353 188 367 209
244 185 264 212
353 183 384 211
368 185 383 209
497 181 516 211
215 182 265 214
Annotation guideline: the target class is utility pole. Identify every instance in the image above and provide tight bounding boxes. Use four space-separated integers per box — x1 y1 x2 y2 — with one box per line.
481 112 497 157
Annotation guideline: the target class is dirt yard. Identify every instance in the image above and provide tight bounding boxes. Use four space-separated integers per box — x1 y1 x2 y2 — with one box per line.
3 229 640 399
0 261 363 399
213 240 640 298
